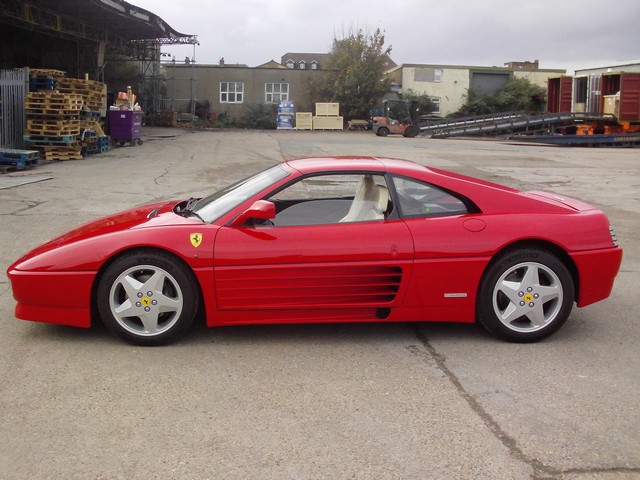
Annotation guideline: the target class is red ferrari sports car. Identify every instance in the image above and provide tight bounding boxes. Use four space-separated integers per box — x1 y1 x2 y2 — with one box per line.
7 157 622 345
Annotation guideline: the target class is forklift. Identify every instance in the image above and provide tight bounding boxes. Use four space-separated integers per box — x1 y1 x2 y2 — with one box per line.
371 100 420 137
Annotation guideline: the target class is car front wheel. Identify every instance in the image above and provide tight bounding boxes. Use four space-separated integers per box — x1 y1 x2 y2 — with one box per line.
477 248 574 342
97 250 199 346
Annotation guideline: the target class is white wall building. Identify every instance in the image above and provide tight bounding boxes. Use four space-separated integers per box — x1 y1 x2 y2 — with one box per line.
387 63 565 116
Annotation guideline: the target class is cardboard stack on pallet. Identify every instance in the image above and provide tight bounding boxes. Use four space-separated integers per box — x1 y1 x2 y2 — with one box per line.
313 103 343 130
24 69 110 161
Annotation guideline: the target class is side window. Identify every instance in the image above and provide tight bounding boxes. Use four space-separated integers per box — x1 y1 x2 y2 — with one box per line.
392 176 468 217
267 174 390 226
220 82 244 103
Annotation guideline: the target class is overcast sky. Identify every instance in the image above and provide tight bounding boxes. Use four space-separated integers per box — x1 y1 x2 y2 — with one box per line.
131 0 639 74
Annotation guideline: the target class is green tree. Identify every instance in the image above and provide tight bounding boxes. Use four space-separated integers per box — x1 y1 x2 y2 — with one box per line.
455 77 547 116
311 28 392 119
400 89 438 117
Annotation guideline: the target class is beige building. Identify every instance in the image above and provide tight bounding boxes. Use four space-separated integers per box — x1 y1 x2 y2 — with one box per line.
386 63 565 116
162 58 565 121
162 62 328 119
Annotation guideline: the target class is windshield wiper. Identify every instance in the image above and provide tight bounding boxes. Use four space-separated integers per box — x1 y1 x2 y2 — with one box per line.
181 209 205 222
178 197 205 222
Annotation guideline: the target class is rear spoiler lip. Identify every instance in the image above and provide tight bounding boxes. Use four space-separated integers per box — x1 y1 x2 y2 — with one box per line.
524 190 598 212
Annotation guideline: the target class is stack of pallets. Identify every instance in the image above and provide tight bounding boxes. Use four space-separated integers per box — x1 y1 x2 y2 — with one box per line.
24 92 84 160
57 77 106 114
23 73 110 161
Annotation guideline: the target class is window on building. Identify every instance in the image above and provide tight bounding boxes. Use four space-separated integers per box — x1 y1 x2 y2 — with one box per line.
430 97 441 114
434 68 443 82
299 61 306 70
311 61 318 70
286 60 294 69
266 83 289 103
220 82 244 103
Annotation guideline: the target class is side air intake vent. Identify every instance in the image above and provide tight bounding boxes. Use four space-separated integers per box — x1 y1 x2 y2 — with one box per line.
217 264 403 310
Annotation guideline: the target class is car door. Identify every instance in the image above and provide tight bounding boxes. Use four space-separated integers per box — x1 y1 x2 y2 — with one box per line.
212 173 414 322
390 175 489 321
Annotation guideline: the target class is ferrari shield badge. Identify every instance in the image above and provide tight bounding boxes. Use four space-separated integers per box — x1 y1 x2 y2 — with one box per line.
190 233 203 248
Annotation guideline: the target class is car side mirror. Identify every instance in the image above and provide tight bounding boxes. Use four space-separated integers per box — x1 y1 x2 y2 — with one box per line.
231 200 276 227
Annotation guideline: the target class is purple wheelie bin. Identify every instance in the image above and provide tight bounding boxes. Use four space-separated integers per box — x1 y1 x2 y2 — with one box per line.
109 110 143 146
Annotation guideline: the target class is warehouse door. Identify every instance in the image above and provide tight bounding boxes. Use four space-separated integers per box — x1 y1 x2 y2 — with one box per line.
0 68 28 148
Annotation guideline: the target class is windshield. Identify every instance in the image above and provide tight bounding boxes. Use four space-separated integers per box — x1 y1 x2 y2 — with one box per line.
190 164 289 223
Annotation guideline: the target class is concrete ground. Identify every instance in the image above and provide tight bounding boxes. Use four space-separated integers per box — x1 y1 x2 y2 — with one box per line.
0 128 638 480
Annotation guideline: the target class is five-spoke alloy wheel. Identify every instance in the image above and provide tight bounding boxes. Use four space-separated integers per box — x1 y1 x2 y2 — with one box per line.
478 248 575 342
97 251 199 346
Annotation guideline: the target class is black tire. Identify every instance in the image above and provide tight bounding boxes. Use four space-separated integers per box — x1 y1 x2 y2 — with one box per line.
477 248 574 342
97 250 199 346
403 125 419 138
377 127 389 137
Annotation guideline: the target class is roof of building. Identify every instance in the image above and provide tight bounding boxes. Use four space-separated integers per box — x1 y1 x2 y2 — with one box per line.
575 60 640 75
281 53 329 68
256 60 287 69
0 0 196 45
387 63 565 74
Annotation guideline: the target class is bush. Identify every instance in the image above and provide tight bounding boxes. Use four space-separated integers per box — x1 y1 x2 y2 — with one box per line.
455 77 546 116
241 103 278 129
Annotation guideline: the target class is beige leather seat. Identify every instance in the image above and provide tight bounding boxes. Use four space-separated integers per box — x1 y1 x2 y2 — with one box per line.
340 176 389 222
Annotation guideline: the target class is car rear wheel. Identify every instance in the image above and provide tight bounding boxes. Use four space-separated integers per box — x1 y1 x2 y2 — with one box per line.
376 127 389 137
477 248 574 342
97 251 199 346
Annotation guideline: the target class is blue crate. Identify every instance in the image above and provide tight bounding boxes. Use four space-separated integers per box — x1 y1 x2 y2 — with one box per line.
97 135 111 146
29 78 56 92
81 130 98 139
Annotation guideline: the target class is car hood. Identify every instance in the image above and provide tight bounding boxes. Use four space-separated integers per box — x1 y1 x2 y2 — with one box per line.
15 200 194 261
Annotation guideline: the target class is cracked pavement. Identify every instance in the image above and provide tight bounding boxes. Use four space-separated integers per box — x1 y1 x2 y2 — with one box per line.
0 129 638 479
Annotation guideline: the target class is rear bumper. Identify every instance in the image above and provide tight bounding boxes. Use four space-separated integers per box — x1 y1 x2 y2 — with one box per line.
571 247 623 307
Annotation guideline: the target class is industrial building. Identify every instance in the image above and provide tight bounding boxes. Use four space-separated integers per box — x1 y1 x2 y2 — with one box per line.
0 0 196 148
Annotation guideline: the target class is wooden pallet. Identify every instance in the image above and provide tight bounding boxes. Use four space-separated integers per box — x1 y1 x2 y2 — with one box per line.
27 119 81 136
0 148 40 162
25 133 77 142
29 69 66 78
0 157 39 169
26 109 81 118
26 92 83 108
27 140 80 148
39 146 83 161
57 78 104 93
42 152 84 161
57 78 106 114
25 100 82 111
